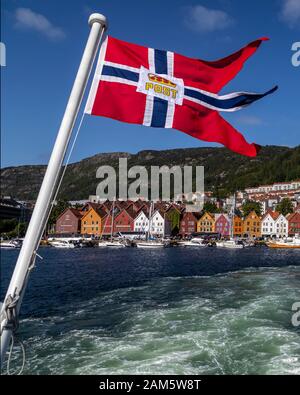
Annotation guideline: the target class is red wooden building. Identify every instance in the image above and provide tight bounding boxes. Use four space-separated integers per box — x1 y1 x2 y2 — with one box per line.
55 208 83 234
214 214 230 237
287 212 300 236
113 207 136 233
179 212 200 236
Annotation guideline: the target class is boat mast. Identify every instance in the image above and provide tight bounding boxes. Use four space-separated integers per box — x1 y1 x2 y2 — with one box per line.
147 202 153 241
0 13 107 366
230 193 235 239
110 199 115 242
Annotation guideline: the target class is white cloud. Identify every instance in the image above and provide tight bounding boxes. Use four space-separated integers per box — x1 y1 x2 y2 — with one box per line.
184 5 234 33
15 8 66 40
236 115 264 126
280 0 300 28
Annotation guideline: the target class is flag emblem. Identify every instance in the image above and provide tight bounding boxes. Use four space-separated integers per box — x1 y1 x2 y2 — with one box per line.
85 36 277 157
137 67 184 105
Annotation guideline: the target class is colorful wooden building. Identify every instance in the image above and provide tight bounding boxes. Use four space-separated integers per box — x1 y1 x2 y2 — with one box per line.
197 212 215 233
287 212 300 236
180 212 200 236
242 210 261 238
55 208 82 234
81 205 106 236
113 207 135 233
214 214 230 237
233 215 243 236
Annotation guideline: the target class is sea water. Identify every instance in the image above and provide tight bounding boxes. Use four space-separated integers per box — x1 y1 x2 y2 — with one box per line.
1 247 299 375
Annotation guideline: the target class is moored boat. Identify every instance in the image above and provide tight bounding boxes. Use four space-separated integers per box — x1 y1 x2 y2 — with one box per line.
136 241 165 249
267 235 300 249
216 239 244 249
49 240 78 248
98 240 126 248
0 240 22 249
178 238 207 247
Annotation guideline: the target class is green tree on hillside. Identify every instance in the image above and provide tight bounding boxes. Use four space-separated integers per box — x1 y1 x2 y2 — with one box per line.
276 198 294 216
48 199 70 226
202 201 222 214
241 200 262 218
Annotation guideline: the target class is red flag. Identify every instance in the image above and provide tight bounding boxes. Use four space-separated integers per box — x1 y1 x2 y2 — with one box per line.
85 36 277 157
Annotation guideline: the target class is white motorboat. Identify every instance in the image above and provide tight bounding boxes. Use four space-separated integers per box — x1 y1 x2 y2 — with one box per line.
136 241 165 249
0 240 22 249
98 240 126 248
216 239 244 249
178 239 207 247
49 240 77 248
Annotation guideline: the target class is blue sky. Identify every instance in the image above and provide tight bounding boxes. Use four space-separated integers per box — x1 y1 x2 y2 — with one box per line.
1 0 299 167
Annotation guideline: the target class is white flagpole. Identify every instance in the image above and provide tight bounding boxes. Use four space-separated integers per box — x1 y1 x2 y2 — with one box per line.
0 13 107 367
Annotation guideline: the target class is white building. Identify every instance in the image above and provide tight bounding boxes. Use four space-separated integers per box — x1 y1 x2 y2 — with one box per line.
261 212 278 237
150 210 165 237
261 211 289 238
133 210 149 233
245 180 300 195
274 214 289 238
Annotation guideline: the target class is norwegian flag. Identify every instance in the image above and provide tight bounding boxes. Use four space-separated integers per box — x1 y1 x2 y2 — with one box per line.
85 36 277 157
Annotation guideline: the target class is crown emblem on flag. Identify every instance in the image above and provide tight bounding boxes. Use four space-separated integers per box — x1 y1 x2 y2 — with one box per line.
148 73 177 88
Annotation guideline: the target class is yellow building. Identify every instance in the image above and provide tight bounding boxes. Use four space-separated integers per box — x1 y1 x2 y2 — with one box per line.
233 215 243 236
197 212 215 233
81 206 106 235
242 211 261 238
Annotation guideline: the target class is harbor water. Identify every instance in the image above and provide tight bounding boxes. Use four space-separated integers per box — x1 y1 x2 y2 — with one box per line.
1 247 300 375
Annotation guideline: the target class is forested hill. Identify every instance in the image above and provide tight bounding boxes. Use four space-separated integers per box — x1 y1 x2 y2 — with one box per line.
1 145 300 201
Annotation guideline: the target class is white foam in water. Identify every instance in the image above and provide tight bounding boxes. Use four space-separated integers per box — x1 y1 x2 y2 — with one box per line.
5 265 298 375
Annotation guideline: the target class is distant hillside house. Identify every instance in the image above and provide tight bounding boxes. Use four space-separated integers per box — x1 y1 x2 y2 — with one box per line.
55 208 83 234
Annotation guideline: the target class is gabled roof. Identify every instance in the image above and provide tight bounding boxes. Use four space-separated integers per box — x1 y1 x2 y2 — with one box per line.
199 212 215 221
134 209 149 221
95 207 108 218
57 207 83 221
114 206 136 220
214 213 230 222
244 210 260 220
261 210 280 221
181 211 202 220
151 209 165 218
81 205 107 220
287 212 300 221
69 208 83 219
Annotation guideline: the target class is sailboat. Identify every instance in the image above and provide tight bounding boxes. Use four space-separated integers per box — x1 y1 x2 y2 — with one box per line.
136 202 165 249
216 194 244 249
98 200 126 248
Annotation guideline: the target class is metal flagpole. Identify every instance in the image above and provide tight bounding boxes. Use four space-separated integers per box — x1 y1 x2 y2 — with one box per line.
0 13 107 367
